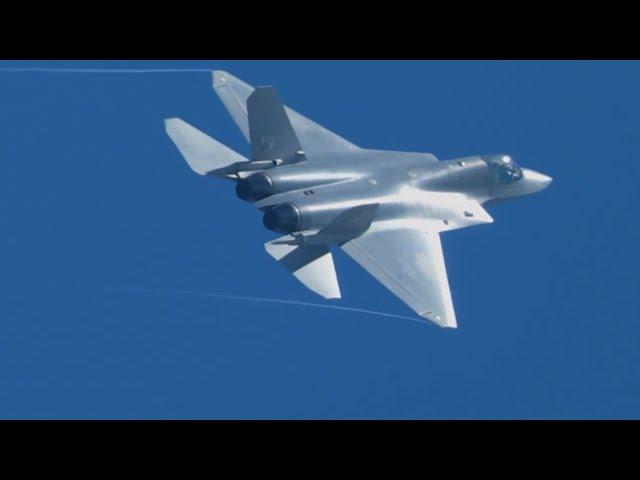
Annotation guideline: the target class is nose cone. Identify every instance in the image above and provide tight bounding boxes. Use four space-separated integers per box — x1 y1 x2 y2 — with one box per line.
522 168 553 193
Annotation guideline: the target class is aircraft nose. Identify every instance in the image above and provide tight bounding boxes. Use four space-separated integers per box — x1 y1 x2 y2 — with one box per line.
522 168 553 192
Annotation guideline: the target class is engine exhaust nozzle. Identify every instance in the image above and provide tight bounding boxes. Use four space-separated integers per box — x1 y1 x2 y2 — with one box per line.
263 203 301 234
235 173 273 202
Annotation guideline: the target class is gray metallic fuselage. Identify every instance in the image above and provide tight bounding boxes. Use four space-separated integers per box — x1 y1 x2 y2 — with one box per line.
235 150 551 236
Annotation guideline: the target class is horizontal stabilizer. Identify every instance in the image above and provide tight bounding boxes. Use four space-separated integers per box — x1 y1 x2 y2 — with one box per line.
265 237 341 299
164 118 248 176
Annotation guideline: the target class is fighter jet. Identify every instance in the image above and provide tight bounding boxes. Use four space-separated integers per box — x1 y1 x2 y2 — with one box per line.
165 70 552 328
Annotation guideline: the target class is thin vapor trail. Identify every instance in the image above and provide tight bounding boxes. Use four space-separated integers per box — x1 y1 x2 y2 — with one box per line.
4 65 429 327
138 288 429 326
2 66 431 327
0 68 213 74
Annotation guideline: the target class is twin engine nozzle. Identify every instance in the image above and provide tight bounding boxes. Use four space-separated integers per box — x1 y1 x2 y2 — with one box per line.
235 173 301 233
238 171 352 234
235 172 304 234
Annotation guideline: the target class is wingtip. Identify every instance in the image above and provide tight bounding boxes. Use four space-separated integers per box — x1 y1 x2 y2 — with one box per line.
421 311 457 329
212 70 233 88
164 118 190 138
328 285 342 300
164 117 180 130
434 320 458 329
315 281 342 301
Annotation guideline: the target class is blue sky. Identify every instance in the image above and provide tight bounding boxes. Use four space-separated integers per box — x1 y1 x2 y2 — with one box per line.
1 60 638 419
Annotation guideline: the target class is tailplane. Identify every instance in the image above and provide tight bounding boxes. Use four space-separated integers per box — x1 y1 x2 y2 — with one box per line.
265 237 341 299
164 118 248 177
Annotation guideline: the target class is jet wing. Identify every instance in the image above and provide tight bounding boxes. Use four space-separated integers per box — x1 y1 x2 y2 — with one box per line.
164 118 248 176
341 228 457 328
213 71 359 157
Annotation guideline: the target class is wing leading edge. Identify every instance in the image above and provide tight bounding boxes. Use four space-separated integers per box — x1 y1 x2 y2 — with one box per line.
341 228 457 328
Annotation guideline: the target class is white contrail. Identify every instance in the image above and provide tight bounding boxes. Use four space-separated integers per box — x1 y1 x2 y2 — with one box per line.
0 68 213 74
137 288 429 326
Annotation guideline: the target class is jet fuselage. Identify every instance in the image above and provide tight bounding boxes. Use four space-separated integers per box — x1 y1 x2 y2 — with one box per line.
165 70 553 327
235 150 551 236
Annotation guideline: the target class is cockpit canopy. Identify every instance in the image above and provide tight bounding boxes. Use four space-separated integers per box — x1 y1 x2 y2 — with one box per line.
482 155 523 184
